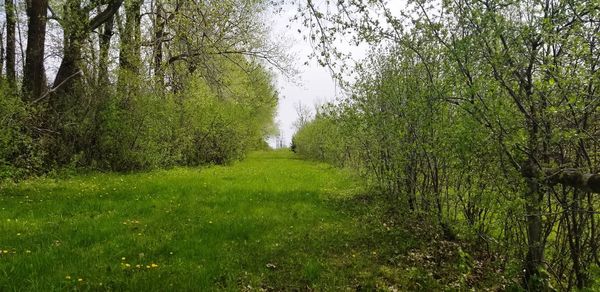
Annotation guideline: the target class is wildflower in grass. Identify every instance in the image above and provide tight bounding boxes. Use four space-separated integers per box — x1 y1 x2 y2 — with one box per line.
78 278 83 282
151 263 159 268
122 257 126 261
25 250 31 254
125 263 131 267
65 276 71 280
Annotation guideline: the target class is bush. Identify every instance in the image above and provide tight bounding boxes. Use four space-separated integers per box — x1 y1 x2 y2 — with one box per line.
0 82 43 180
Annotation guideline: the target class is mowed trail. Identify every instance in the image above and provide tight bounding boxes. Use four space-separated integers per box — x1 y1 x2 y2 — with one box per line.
0 150 381 291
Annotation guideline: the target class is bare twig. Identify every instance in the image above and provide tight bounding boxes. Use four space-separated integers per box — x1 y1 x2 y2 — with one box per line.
32 70 83 104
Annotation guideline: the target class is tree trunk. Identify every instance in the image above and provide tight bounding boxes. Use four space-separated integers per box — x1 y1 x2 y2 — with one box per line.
52 0 123 95
523 111 546 288
98 16 114 86
117 0 142 102
0 25 4 78
5 0 16 86
52 0 87 96
119 0 142 73
153 0 165 89
22 0 48 100
523 161 545 288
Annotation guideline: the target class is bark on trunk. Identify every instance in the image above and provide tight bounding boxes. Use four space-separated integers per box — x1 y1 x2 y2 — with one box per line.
22 0 48 100
545 168 600 193
5 0 16 86
98 16 114 86
117 0 142 103
153 0 164 89
119 0 142 74
522 104 546 288
52 0 87 95
0 26 4 78
523 159 545 288
52 0 123 94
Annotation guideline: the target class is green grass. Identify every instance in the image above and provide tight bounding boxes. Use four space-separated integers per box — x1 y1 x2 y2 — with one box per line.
0 150 415 291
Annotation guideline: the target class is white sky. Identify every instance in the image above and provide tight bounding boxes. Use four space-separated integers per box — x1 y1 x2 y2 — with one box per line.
265 1 405 148
266 5 344 147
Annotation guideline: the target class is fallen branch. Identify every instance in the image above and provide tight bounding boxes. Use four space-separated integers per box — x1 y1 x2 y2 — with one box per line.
545 168 600 193
32 70 83 104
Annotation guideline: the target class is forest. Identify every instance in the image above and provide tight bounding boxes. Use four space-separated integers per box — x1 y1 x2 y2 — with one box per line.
1 0 599 291
0 0 279 178
293 0 600 290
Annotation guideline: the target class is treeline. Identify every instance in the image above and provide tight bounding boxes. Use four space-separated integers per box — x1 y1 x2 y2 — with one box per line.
0 0 279 179
294 0 599 290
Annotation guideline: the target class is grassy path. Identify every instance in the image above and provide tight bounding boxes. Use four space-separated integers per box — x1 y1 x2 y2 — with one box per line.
0 151 401 291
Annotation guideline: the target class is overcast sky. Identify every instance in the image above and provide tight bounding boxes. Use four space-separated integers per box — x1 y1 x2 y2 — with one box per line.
265 1 404 148
266 4 346 148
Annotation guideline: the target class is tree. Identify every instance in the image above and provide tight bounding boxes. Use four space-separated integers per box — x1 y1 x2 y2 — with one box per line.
98 14 114 86
4 0 15 87
0 22 4 78
51 0 123 95
293 0 599 288
117 0 142 99
22 0 48 100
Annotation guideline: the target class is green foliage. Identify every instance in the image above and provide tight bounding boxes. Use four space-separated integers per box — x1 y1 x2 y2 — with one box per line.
294 0 600 288
0 0 281 177
292 114 345 165
173 62 278 165
18 57 278 173
0 82 43 180
97 89 177 170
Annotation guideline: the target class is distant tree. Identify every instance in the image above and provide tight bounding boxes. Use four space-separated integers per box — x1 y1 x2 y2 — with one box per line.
292 101 313 131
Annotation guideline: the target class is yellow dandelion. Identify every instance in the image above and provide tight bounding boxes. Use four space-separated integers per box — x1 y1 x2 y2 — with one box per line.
146 265 150 268
65 276 71 280
151 263 159 268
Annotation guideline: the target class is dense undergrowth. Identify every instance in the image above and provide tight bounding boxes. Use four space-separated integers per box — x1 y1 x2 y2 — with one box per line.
0 0 279 181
